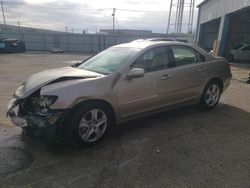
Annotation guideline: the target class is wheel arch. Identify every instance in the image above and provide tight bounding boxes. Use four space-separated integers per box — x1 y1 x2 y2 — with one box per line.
60 99 116 145
200 77 224 100
70 99 116 124
207 77 224 92
199 77 223 110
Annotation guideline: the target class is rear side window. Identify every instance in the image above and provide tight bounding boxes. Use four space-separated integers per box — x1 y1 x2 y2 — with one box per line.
170 46 205 67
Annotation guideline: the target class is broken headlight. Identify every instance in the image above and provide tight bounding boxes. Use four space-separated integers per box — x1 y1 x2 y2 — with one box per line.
32 95 58 112
38 96 58 109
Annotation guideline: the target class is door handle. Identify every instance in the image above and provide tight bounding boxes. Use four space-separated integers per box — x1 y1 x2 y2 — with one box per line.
161 74 173 80
198 67 207 72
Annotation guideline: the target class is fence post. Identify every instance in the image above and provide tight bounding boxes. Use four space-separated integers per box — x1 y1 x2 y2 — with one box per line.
43 33 46 51
98 35 101 52
103 35 105 50
66 33 69 52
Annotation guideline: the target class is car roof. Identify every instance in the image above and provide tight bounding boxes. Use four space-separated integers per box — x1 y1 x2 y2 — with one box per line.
114 40 192 49
132 38 177 43
114 40 209 57
145 38 177 41
5 38 18 41
1 38 19 42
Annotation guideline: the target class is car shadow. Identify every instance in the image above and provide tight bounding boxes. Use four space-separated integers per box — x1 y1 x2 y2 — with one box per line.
1 103 250 186
26 103 250 153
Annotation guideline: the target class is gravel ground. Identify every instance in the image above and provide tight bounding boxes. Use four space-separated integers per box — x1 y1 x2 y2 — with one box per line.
0 53 249 188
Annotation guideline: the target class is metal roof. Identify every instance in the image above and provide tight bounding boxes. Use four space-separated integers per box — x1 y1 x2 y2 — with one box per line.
198 0 250 24
197 0 210 8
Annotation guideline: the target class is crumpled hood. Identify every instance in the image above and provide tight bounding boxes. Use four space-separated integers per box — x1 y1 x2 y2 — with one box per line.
22 67 102 97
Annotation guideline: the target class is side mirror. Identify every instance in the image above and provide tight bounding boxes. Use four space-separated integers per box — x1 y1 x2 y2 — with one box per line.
127 68 145 79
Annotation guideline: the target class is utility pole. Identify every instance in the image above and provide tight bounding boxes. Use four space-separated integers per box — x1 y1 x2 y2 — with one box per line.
167 0 173 34
1 1 6 26
65 26 68 33
188 0 195 33
112 8 115 33
168 0 195 34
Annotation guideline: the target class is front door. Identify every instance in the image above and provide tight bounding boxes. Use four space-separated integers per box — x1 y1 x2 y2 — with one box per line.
117 46 169 119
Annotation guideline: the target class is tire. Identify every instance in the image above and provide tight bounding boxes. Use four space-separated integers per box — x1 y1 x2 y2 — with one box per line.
22 126 36 138
200 81 222 110
66 102 114 146
227 54 234 63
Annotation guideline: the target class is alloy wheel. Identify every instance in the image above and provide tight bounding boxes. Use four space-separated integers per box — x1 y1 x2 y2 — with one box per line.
78 109 107 142
205 84 220 107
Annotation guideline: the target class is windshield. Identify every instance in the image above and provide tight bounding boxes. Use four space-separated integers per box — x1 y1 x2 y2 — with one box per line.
232 43 244 50
78 47 140 75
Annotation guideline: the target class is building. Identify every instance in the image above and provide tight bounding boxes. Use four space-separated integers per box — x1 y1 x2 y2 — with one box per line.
99 29 152 35
0 24 65 34
196 0 250 57
0 24 194 53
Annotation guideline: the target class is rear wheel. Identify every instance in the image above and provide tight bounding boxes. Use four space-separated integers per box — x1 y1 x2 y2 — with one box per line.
201 81 221 110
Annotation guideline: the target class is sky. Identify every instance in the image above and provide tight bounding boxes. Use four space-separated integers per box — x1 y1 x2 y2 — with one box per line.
1 0 204 33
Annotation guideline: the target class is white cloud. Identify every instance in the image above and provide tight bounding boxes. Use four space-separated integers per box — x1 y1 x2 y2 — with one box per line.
1 0 204 33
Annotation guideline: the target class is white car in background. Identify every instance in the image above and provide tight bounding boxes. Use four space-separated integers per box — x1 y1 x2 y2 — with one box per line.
230 43 250 63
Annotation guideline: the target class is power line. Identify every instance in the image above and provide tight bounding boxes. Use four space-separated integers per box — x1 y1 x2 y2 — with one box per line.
116 8 169 13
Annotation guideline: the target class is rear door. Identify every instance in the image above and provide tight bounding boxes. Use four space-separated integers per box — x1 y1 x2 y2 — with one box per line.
155 45 209 106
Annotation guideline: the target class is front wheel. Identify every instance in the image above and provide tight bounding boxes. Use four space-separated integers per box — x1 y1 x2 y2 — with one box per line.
200 82 221 110
67 103 113 146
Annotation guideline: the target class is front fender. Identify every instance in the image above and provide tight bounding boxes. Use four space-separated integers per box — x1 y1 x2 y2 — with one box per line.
39 76 119 118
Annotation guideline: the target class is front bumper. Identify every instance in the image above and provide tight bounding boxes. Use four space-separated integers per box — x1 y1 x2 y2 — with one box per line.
6 98 66 138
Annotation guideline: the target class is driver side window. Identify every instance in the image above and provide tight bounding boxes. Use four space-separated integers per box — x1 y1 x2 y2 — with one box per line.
131 47 168 73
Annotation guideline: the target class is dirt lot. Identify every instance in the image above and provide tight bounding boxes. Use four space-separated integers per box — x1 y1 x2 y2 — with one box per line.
0 53 250 188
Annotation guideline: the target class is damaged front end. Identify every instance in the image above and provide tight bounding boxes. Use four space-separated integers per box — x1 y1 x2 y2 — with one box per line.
7 89 67 138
